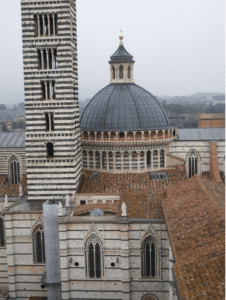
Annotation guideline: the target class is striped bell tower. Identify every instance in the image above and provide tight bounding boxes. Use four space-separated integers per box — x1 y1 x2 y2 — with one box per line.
21 0 82 201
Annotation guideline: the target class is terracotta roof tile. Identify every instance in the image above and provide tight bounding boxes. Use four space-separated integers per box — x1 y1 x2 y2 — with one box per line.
0 176 27 198
162 175 225 300
79 168 187 219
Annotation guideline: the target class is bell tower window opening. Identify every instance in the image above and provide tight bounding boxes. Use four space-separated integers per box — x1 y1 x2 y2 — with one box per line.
0 218 5 247
128 66 131 79
47 142 54 158
119 65 124 79
34 13 58 37
45 113 49 131
33 225 45 263
189 152 198 178
9 155 20 185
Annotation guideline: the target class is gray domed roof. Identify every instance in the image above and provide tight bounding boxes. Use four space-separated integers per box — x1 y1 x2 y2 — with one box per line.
109 44 135 64
80 83 171 131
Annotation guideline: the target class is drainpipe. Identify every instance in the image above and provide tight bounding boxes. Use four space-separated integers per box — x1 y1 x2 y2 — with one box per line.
43 200 62 300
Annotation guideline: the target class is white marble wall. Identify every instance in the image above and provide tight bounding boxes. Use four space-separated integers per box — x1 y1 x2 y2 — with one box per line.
169 140 225 174
59 217 171 300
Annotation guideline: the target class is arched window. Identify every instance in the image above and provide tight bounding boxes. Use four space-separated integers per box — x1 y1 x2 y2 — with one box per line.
0 218 5 247
47 142 54 158
86 236 102 278
33 225 45 263
142 238 159 278
128 66 131 79
8 155 20 184
189 151 198 178
112 66 115 79
119 65 124 79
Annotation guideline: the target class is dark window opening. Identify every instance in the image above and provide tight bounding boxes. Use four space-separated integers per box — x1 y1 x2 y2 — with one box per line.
112 66 115 79
189 152 198 178
80 200 86 205
45 113 49 131
150 172 168 180
47 142 54 158
119 65 124 79
142 239 157 278
120 132 124 138
0 218 5 247
51 113 54 130
33 226 45 263
128 66 131 79
34 15 38 37
89 243 94 278
9 156 20 185
42 82 45 100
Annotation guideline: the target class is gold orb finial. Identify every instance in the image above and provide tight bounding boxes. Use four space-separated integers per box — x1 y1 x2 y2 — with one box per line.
119 30 124 44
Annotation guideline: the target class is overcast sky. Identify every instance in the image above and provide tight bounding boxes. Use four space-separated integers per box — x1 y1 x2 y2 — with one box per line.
0 0 224 106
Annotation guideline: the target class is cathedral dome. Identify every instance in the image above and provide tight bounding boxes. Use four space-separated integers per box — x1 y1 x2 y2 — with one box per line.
81 31 171 132
80 83 171 131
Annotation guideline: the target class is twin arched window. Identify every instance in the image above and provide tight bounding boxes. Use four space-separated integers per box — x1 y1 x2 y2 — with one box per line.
8 155 20 184
33 225 45 263
141 237 159 278
86 236 102 278
189 151 198 178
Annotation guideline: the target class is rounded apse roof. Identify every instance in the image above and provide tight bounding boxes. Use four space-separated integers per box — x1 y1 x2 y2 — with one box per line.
80 83 171 132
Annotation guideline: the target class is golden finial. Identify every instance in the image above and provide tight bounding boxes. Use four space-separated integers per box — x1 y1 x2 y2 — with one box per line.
119 30 124 45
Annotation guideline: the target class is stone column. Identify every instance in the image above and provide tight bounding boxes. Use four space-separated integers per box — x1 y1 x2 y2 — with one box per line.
125 132 127 141
124 68 127 80
164 149 166 168
151 149 154 169
42 14 45 36
88 132 90 141
113 151 116 171
99 151 103 170
47 14 50 36
87 151 90 169
51 49 55 69
133 132 136 142
121 152 124 170
106 152 109 170
41 49 44 69
108 132 111 142
44 81 48 100
52 13 55 36
101 132 104 141
129 151 132 171
94 132 97 141
156 130 159 140
137 151 141 171
157 149 161 169
149 131 151 141
92 151 96 170
46 49 49 69
142 132 144 141
116 132 119 141
163 130 165 140
48 113 52 131
37 14 41 37
50 81 53 100
144 151 147 170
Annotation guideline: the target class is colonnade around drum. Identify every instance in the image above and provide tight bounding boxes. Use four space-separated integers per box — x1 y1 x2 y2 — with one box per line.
82 149 166 172
81 128 177 143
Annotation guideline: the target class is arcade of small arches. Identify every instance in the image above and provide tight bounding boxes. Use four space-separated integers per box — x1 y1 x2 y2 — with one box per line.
81 128 177 143
82 148 166 172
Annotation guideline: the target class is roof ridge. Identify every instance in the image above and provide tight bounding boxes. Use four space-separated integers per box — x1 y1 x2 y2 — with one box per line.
195 175 225 215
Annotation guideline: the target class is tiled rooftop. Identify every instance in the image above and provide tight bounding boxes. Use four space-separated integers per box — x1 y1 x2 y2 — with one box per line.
0 176 27 198
78 167 187 219
162 175 225 299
